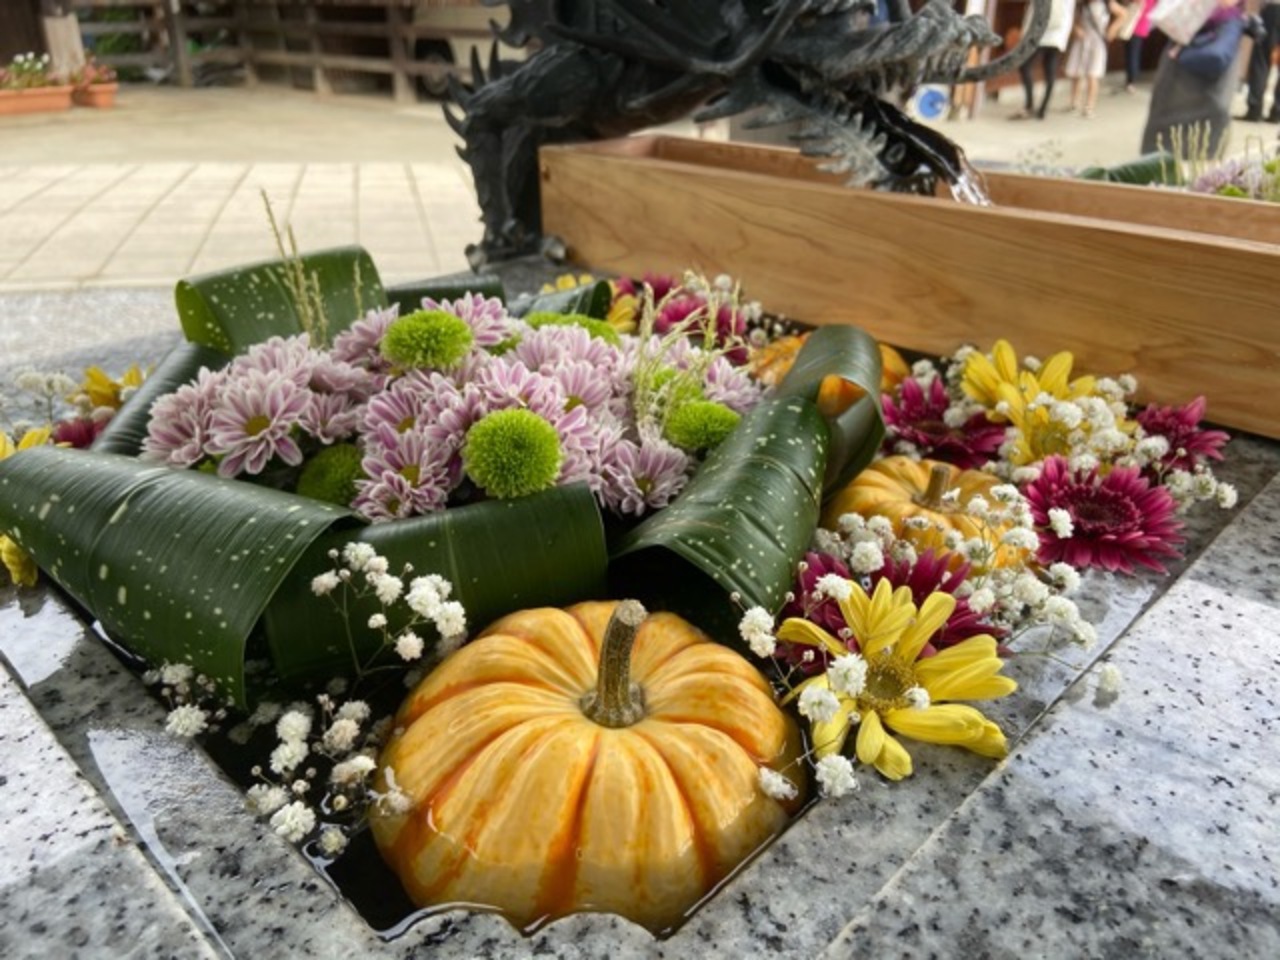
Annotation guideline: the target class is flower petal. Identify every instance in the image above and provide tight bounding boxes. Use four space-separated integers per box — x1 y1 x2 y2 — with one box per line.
969 720 1010 758
884 704 988 745
841 579 914 658
874 731 913 780
811 702 858 760
913 636 999 682
894 591 957 664
855 708 885 766
777 617 848 658
919 659 1017 702
1038 351 1074 397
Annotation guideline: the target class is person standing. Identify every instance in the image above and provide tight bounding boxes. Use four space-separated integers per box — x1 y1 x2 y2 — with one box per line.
1012 0 1079 118
1240 0 1280 120
1123 0 1160 91
1066 0 1114 115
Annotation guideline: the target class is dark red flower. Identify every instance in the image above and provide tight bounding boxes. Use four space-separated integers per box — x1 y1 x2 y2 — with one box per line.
882 376 1006 469
1024 456 1185 575
655 294 748 364
777 551 852 674
1136 395 1230 472
52 417 104 449
872 549 1007 653
615 273 678 302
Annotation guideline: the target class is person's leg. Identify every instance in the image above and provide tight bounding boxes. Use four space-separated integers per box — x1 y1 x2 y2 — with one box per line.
1244 10 1274 120
1038 47 1061 117
1020 47 1038 112
1125 34 1144 89
1266 5 1280 120
1069 75 1081 109
1085 75 1100 114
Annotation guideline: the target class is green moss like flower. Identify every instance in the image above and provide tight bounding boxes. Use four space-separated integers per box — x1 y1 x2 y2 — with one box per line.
380 310 474 370
296 443 364 506
664 400 741 452
1216 184 1248 199
525 311 621 345
463 409 563 499
652 366 705 409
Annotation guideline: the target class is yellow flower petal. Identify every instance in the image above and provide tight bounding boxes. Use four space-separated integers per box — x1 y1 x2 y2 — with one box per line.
992 340 1018 383
840 579 914 658
1037 351 1074 397
811 703 858 760
0 536 37 588
913 636 999 679
923 665 1018 702
884 703 989 745
777 617 848 659
855 707 885 765
874 730 913 780
970 720 1010 758
17 427 51 451
894 591 957 664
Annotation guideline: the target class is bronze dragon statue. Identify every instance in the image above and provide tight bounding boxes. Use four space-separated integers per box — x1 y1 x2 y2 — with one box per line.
447 0 1052 267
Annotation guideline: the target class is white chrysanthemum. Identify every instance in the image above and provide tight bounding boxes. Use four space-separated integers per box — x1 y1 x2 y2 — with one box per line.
757 767 799 802
848 541 884 574
828 653 867 697
335 700 371 724
1096 663 1123 696
1047 508 1074 539
310 571 340 596
967 587 997 614
367 613 387 630
164 704 208 738
815 574 853 602
341 542 377 572
814 754 858 798
798 684 841 724
1215 483 1238 509
330 754 377 787
269 801 316 844
269 739 309 775
275 710 312 743
246 783 289 816
318 825 349 857
394 630 424 662
322 718 360 754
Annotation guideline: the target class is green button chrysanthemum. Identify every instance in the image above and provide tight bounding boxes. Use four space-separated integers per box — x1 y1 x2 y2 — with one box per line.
463 409 562 499
380 310 474 370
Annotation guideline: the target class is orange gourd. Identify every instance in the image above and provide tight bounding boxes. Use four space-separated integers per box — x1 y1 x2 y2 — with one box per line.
371 600 805 934
821 456 1022 571
751 336 909 417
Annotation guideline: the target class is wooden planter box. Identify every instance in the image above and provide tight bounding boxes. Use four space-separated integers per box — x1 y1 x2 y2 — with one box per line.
539 135 1280 439
0 85 73 116
72 82 119 109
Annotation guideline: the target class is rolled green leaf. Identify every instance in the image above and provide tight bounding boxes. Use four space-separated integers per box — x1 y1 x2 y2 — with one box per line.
510 279 613 319
175 246 386 354
261 484 609 685
0 447 350 707
610 396 827 642
92 342 231 457
1078 152 1180 186
386 274 505 313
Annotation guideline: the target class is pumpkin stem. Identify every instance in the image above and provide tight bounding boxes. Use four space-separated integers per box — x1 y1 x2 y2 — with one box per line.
917 464 952 510
582 600 648 728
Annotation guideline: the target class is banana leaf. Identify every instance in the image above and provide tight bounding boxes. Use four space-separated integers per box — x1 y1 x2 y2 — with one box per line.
1078 152 1181 186
509 279 613 319
0 447 349 707
175 246 386 354
386 274 505 314
92 342 231 457
773 325 885 494
610 396 828 644
261 484 608 685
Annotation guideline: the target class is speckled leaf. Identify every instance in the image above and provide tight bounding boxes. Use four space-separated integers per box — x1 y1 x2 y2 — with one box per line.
774 324 885 494
175 246 386 354
261 484 609 685
0 447 349 707
92 342 231 457
610 396 827 644
510 279 612 319
385 274 505 313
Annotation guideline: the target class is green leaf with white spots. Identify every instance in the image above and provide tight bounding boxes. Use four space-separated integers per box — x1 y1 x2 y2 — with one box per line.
510 279 613 319
0 446 350 708
261 483 609 686
175 246 386 354
93 342 231 457
773 324 885 495
609 396 828 646
385 274 506 313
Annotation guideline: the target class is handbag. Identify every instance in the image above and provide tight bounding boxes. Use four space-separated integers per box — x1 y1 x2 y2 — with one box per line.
1175 16 1247 80
1150 0 1218 45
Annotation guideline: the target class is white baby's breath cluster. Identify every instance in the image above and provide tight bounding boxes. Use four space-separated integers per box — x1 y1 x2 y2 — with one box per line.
310 542 469 680
142 661 230 740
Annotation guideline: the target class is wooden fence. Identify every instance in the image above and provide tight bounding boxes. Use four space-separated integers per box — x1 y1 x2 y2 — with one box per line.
68 0 492 101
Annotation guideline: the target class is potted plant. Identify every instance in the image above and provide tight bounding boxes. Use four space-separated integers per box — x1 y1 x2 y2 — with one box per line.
0 52 72 116
71 58 119 109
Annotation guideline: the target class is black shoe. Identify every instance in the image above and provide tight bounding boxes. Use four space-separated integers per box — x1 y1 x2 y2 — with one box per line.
1237 111 1264 122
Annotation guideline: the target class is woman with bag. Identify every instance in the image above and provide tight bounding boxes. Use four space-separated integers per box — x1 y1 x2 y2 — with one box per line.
1140 0 1249 155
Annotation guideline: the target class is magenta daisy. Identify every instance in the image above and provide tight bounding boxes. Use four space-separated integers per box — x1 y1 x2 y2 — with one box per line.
1135 395 1230 472
206 370 310 478
616 273 679 302
777 551 854 674
601 438 690 515
1024 455 1185 574
421 293 513 349
882 376 1006 469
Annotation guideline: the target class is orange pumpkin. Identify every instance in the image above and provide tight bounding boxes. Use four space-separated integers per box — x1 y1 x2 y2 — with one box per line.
752 336 910 418
371 600 805 933
821 456 1022 571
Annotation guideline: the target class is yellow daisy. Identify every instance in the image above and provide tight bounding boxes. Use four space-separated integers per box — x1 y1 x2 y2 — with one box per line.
0 427 53 587
961 339 1096 414
79 364 144 410
538 272 595 295
779 578 1015 781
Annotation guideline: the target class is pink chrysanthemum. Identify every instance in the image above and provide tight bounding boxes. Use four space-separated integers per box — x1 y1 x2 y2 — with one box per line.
1024 455 1185 574
309 356 380 402
547 360 614 414
1135 395 1230 472
602 438 690 516
206 370 310 477
421 293 513 349
229 334 316 388
331 305 400 372
473 357 566 420
512 324 623 376
354 425 454 520
882 377 1006 469
872 549 1006 652
363 373 434 438
301 393 361 444
703 355 765 414
142 367 225 467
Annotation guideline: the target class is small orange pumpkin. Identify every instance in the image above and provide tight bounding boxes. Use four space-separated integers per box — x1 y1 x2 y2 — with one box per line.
821 456 1022 571
751 336 909 417
371 600 805 933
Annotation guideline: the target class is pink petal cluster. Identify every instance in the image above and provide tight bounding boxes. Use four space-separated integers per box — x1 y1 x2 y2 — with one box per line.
882 376 1006 469
1024 456 1185 574
1135 396 1230 472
